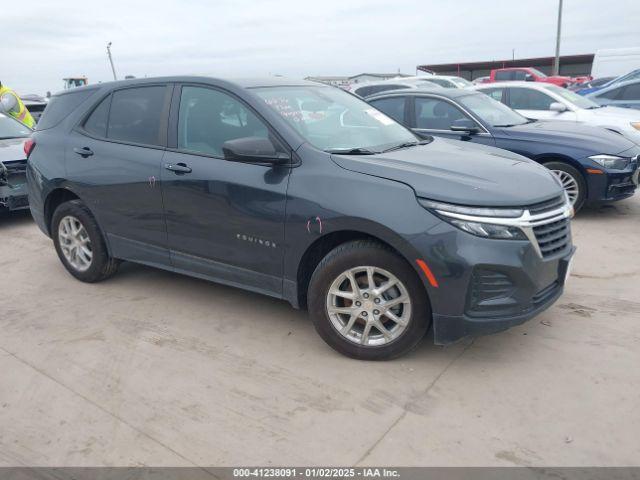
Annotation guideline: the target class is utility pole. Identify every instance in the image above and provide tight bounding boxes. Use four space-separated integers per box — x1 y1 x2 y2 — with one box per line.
107 42 117 81
553 0 563 75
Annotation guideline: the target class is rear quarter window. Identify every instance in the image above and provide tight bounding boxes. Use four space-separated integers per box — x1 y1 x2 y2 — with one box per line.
35 89 98 130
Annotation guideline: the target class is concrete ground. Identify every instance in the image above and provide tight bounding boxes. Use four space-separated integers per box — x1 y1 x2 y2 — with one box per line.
0 196 639 468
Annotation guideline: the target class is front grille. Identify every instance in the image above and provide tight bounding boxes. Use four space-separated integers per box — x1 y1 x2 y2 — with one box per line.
533 218 571 259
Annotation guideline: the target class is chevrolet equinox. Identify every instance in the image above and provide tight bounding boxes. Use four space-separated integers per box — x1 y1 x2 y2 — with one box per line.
27 77 575 360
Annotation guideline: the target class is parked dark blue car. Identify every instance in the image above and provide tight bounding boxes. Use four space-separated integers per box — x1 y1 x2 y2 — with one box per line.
575 69 640 96
367 88 639 211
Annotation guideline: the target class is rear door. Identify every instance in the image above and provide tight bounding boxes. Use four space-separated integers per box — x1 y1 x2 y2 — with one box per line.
368 96 408 124
66 84 172 266
160 84 291 297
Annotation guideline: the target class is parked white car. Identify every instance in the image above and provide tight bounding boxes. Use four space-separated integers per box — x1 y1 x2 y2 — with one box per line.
474 81 640 145
350 79 442 98
416 75 473 89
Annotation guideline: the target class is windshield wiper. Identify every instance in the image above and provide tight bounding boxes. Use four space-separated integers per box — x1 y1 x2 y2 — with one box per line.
326 147 377 155
381 139 431 153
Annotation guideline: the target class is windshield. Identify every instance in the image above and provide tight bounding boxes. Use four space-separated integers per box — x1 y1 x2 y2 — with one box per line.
543 85 600 109
0 113 32 139
458 93 529 127
253 86 417 152
450 78 473 88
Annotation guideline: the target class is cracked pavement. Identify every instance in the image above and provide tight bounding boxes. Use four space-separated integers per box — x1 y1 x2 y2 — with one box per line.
1 195 639 466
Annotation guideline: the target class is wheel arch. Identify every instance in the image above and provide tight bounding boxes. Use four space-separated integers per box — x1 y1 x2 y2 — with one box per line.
535 154 589 197
43 187 82 235
294 229 429 310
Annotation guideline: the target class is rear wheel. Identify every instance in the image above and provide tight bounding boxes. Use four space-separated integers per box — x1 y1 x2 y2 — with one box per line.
52 200 119 282
307 240 431 360
544 161 586 212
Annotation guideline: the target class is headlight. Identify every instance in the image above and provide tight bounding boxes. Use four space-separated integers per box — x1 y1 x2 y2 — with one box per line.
631 122 640 131
449 219 527 240
588 154 630 170
419 199 527 240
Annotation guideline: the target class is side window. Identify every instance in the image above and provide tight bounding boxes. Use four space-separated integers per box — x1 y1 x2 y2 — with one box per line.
177 86 269 157
495 71 512 81
620 83 640 100
598 87 622 100
414 97 470 130
83 95 111 137
508 88 554 110
482 88 504 102
513 70 528 81
107 86 166 146
369 97 406 123
425 79 448 88
355 86 374 97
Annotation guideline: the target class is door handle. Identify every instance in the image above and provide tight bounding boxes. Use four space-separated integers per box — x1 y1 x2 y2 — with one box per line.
164 162 192 174
73 147 94 157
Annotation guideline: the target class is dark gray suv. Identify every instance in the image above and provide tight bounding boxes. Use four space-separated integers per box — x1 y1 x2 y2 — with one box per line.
27 77 574 360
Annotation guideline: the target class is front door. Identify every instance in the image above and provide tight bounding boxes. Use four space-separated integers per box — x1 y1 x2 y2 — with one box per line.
66 85 171 266
506 87 577 121
161 85 290 297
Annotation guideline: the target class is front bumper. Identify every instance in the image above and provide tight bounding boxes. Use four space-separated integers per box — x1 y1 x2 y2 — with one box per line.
432 249 573 344
410 215 574 345
585 155 639 205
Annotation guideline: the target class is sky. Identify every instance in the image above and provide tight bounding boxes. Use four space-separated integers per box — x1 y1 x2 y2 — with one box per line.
2 0 639 96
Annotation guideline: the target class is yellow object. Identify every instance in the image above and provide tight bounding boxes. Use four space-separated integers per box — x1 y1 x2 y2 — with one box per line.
631 122 640 131
0 86 35 128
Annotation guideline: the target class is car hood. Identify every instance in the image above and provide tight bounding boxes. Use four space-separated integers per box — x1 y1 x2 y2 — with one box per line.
330 137 562 207
581 106 640 121
499 120 636 154
0 138 27 163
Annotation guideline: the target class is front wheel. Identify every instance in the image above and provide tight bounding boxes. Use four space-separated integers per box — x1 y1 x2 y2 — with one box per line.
544 161 586 212
307 240 431 360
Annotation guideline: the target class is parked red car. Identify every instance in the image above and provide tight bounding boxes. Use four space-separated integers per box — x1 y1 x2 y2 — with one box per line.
488 67 586 88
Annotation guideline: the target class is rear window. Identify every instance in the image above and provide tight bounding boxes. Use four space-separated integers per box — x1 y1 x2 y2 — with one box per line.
495 71 512 81
36 89 97 130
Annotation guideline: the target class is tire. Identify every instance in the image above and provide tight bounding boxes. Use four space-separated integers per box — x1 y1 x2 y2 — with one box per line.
307 240 431 360
51 200 120 282
544 161 586 212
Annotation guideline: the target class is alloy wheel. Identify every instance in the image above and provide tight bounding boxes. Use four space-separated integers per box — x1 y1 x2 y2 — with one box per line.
58 215 93 272
551 169 580 206
326 266 412 346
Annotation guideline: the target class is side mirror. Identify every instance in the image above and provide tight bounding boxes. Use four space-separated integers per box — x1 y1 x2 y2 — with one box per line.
450 118 480 134
525 74 535 82
549 102 568 112
222 137 290 164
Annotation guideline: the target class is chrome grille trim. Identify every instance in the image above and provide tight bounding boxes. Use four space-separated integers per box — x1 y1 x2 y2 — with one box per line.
433 196 574 259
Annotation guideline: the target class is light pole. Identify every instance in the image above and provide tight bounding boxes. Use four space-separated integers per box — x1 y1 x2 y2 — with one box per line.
107 42 117 81
553 0 563 76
